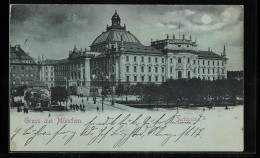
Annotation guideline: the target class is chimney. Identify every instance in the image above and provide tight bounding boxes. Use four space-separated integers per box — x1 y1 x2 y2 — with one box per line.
173 34 175 40
182 34 185 40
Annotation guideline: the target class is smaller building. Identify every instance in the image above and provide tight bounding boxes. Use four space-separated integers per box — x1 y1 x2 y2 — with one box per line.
38 58 57 88
10 45 39 87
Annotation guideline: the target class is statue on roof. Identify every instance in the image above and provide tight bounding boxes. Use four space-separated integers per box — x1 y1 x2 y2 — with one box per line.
111 10 121 26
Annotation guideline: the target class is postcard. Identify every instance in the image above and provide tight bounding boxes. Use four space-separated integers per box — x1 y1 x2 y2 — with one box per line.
9 4 244 151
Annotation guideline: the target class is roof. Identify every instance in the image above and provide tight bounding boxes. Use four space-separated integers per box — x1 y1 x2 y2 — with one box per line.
194 51 224 59
91 29 141 47
10 45 37 63
44 59 60 65
124 43 163 54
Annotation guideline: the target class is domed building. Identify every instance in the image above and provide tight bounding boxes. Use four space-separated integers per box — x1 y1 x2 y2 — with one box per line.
38 10 228 96
90 10 141 52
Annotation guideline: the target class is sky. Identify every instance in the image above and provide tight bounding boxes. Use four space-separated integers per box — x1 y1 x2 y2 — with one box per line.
10 5 244 71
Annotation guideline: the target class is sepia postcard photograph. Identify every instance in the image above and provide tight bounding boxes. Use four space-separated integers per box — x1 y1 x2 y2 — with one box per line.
9 4 244 152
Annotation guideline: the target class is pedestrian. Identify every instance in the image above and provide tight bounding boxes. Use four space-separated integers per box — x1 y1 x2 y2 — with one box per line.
87 97 89 102
48 113 51 118
23 107 26 113
83 104 85 109
97 106 100 113
80 104 82 110
82 99 84 103
70 98 72 103
70 104 72 110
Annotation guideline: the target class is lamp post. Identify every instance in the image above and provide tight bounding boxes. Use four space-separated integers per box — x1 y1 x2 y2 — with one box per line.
92 69 109 113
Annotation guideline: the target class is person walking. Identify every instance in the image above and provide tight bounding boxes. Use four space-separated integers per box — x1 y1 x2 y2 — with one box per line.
97 106 100 113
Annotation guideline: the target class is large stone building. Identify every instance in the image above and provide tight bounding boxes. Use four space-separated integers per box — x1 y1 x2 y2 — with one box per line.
38 10 228 96
10 45 39 87
90 10 228 84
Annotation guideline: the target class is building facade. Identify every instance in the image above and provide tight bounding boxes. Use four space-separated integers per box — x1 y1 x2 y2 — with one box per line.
90 11 228 85
10 45 39 87
37 10 228 96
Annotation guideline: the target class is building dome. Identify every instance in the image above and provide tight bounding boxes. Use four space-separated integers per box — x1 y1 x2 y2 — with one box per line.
90 10 141 52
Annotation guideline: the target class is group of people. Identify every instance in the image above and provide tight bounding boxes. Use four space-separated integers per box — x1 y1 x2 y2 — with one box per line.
69 104 85 112
17 107 28 113
78 94 84 98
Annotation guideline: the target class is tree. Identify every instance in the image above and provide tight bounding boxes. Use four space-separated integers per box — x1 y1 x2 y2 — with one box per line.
142 83 159 106
115 83 124 100
51 87 69 106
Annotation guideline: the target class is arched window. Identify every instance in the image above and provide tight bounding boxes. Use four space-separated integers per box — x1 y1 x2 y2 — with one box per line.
178 71 182 79
178 58 182 63
188 71 190 79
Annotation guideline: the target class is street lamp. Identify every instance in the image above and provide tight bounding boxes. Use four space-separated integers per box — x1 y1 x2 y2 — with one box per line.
92 70 108 113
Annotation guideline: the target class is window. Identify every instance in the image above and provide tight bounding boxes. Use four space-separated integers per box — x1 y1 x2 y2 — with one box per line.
51 67 54 70
194 60 195 64
162 67 164 73
51 72 53 76
194 69 196 73
155 67 158 73
162 58 164 63
208 69 210 74
134 66 137 72
208 61 210 65
170 67 173 73
21 66 24 70
213 69 215 74
203 69 205 74
188 58 190 63
213 61 215 65
46 78 48 81
203 60 205 65
13 81 15 85
127 76 129 82
155 76 158 81
155 58 158 63
141 66 144 72
188 71 190 79
170 58 172 63
126 66 129 72
134 76 137 82
222 69 224 74
134 56 137 62
142 76 144 82
45 67 48 70
148 67 151 73
162 76 164 82
178 58 181 63
178 71 182 79
51 83 54 87
178 45 181 47
222 61 224 66
31 74 33 77
141 57 144 62
46 72 48 76
149 76 151 82
198 60 200 65
126 56 129 62
148 57 151 62
198 69 200 74
51 78 53 81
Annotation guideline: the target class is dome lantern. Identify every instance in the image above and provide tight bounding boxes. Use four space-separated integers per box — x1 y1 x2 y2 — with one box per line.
111 10 121 26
